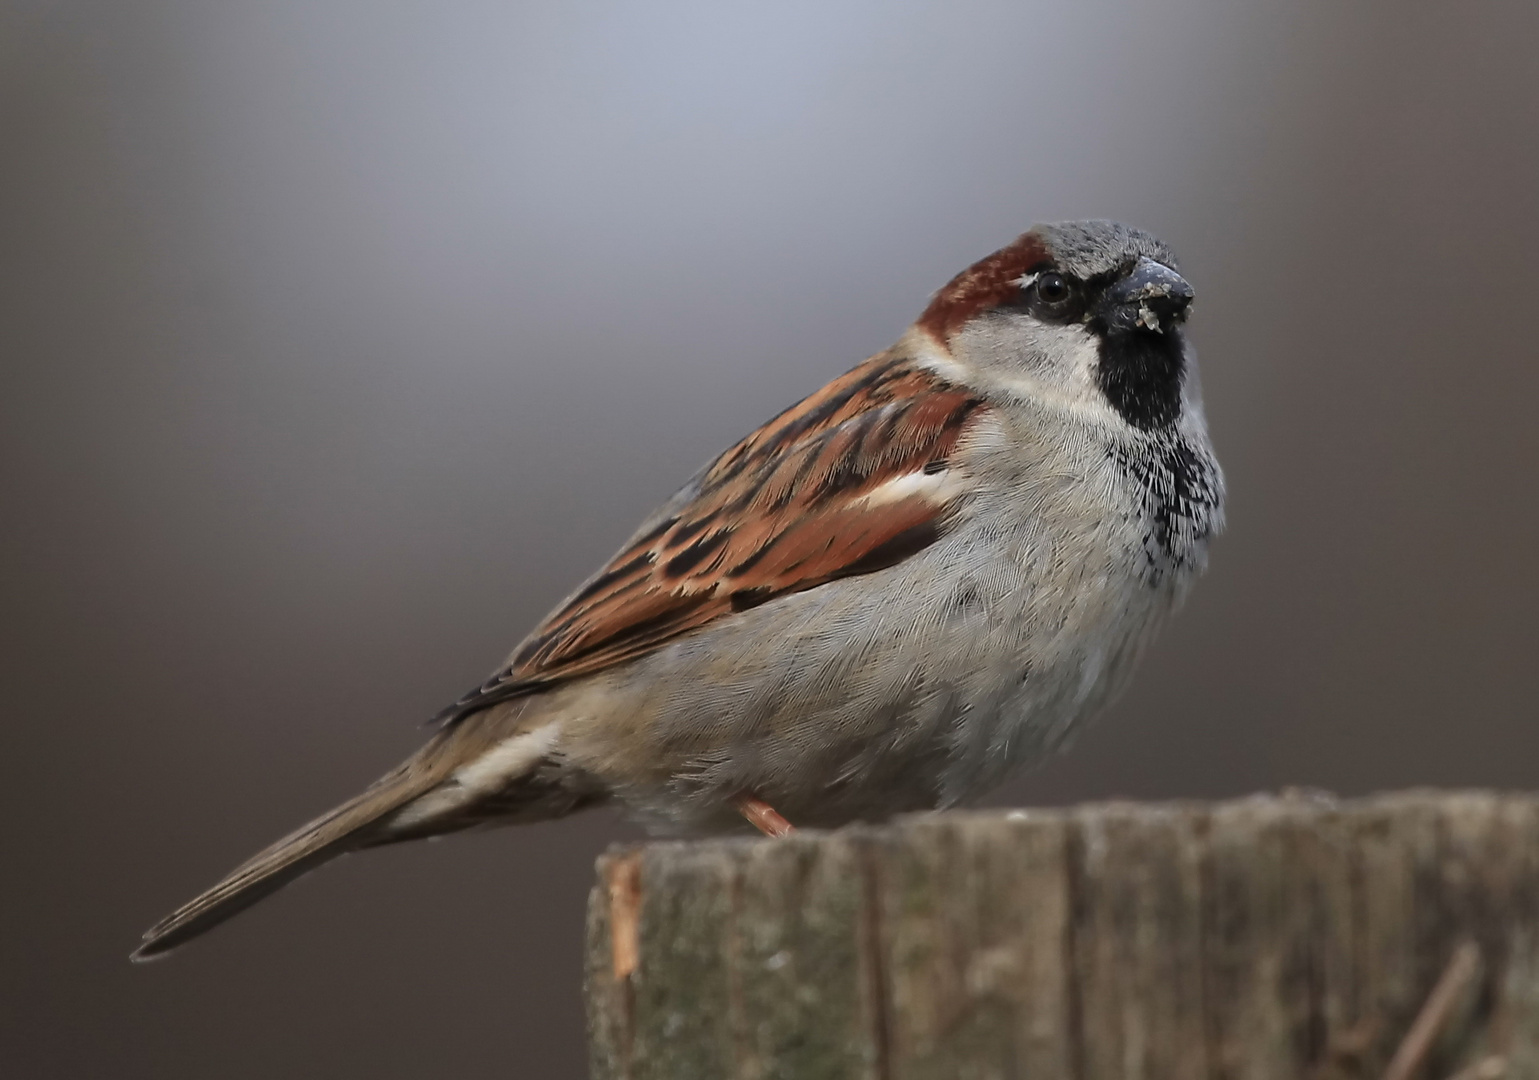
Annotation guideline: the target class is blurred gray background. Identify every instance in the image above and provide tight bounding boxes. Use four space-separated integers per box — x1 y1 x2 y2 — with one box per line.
3 1 1537 1075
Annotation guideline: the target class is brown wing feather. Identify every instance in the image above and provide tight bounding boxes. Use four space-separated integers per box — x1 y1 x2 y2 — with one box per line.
433 352 986 724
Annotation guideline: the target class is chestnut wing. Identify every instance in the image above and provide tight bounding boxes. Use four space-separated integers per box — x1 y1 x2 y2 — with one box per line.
434 355 985 725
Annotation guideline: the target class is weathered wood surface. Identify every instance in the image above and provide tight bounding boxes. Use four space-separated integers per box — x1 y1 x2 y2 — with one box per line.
585 792 1539 1080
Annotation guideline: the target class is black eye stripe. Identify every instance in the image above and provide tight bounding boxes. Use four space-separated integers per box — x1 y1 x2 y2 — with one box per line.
996 266 1087 323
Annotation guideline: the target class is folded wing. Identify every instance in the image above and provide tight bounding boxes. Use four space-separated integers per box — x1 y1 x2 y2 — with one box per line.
435 353 987 724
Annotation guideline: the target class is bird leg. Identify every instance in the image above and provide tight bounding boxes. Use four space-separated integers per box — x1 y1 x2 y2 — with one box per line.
735 794 796 837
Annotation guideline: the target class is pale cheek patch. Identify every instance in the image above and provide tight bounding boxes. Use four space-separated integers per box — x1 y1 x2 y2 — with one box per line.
909 331 973 385
984 363 1121 431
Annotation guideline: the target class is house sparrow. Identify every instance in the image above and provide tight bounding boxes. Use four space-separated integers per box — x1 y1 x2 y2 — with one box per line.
134 220 1224 959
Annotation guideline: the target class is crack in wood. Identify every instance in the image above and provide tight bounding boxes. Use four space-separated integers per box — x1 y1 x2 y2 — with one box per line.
585 793 1539 1078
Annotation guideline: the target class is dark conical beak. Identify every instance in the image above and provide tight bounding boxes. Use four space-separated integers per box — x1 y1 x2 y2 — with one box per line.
1101 256 1193 334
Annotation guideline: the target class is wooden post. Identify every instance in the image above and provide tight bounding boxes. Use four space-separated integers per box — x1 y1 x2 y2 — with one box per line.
585 792 1539 1079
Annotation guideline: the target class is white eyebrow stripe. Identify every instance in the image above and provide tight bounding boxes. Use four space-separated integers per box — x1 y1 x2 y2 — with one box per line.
1011 271 1040 289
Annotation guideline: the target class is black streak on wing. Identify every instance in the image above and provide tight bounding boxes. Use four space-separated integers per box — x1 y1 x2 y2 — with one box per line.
839 519 943 577
430 355 985 728
565 551 656 607
661 530 730 578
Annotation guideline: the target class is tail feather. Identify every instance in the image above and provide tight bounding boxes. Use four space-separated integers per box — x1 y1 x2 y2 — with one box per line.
132 767 429 961
133 707 571 960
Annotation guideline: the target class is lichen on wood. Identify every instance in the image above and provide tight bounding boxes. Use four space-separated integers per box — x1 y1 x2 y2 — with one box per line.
585 792 1539 1079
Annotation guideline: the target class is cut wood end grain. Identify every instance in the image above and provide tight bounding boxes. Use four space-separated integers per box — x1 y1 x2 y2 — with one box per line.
605 851 641 982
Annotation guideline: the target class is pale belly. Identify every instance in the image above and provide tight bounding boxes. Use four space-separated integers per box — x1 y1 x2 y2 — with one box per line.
557 496 1193 833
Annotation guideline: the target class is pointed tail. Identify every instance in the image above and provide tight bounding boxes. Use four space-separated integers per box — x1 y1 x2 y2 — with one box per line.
132 763 431 961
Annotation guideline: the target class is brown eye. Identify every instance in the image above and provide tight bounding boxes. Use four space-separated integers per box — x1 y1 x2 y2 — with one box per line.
1035 272 1071 304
